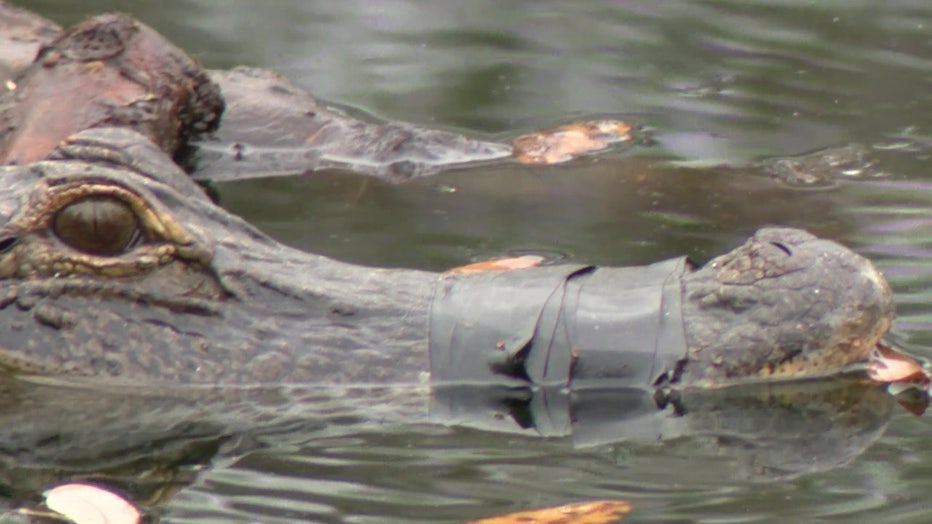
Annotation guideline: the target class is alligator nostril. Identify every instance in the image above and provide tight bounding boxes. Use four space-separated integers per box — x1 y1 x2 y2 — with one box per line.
0 237 17 254
770 241 792 256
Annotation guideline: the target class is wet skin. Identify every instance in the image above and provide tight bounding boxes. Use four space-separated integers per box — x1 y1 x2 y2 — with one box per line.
0 127 894 387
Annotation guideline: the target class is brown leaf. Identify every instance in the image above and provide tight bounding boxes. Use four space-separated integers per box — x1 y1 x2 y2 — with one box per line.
44 483 141 524
513 120 632 165
867 343 930 386
468 500 632 524
445 255 544 275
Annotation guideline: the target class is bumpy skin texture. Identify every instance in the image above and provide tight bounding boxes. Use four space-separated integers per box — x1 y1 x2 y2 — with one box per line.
0 12 224 165
0 2 61 85
679 228 895 386
0 128 434 385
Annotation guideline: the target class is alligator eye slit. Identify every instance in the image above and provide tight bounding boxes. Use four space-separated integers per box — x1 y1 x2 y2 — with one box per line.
53 196 142 256
770 241 792 256
0 237 17 253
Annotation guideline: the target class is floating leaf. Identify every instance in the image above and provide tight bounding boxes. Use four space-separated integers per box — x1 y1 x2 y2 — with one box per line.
44 483 141 524
866 343 930 386
445 256 544 275
468 500 632 524
513 120 632 165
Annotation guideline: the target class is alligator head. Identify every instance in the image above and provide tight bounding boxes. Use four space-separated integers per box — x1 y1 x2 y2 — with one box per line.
0 127 433 385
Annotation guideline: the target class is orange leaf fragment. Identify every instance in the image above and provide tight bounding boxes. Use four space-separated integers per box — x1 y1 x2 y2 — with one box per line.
513 120 632 165
469 500 632 524
44 482 141 524
445 255 544 275
866 343 930 386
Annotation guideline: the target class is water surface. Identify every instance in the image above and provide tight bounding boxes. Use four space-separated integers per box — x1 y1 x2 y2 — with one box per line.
13 1 932 522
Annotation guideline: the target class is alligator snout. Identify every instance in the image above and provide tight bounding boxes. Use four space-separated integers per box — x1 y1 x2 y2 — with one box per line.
679 228 894 387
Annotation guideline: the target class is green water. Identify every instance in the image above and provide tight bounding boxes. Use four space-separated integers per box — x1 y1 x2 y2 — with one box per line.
10 1 932 522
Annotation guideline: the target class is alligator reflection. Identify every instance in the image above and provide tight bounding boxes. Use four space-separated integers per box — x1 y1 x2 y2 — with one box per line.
433 378 893 480
0 376 893 517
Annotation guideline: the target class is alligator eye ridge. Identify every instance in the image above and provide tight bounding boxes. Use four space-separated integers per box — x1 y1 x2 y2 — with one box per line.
53 196 142 256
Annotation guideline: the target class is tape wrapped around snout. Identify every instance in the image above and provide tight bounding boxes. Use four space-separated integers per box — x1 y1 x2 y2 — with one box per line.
428 257 689 389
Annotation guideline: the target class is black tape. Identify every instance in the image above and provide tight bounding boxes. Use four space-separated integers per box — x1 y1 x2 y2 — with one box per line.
429 258 689 389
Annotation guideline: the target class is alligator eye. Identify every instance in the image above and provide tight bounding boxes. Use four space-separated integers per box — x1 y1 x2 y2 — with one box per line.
53 196 142 256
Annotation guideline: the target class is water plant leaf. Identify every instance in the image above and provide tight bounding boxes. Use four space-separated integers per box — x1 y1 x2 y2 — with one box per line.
44 483 140 524
445 255 544 275
866 343 930 386
513 120 632 164
468 500 632 524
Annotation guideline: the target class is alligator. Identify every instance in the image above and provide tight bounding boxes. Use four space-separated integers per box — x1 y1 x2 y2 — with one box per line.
0 124 894 390
0 116 903 490
0 127 900 516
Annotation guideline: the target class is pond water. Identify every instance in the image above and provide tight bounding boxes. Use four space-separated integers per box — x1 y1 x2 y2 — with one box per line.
11 1 932 522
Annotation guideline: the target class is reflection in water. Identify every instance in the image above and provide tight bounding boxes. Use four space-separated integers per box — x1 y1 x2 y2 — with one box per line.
0 378 428 519
0 377 895 522
433 379 893 481
16 0 932 522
